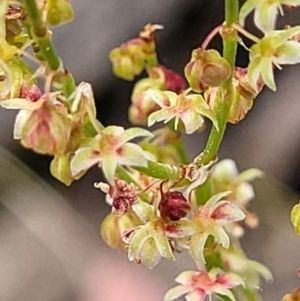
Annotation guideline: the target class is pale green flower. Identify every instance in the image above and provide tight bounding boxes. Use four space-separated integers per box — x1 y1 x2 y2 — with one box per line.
248 26 300 91
190 192 245 263
240 0 300 33
70 126 153 184
147 89 218 134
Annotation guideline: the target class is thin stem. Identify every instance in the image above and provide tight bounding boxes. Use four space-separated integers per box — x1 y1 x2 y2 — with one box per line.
194 0 239 166
201 25 222 50
232 23 260 43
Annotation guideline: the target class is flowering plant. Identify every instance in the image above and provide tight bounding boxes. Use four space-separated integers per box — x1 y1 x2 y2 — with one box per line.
2 0 300 300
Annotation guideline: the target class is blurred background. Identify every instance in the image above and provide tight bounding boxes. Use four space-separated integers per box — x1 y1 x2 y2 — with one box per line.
1 0 300 300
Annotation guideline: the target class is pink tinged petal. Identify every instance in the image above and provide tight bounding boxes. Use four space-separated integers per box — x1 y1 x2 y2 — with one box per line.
0 98 43 110
164 285 190 301
239 0 260 26
119 127 153 144
254 3 278 33
14 110 31 139
153 229 175 261
70 147 101 176
247 57 261 91
211 201 245 224
166 219 196 238
138 237 161 269
148 108 175 127
216 272 245 288
185 289 206 301
117 142 148 167
260 56 276 91
132 201 154 222
275 41 300 65
175 271 199 284
212 225 230 248
212 286 236 301
190 233 208 263
180 110 204 134
101 154 118 184
206 191 231 214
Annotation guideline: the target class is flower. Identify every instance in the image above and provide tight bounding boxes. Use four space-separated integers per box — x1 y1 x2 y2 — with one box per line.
164 268 244 301
248 26 300 91
190 192 245 263
70 126 153 184
184 48 231 93
239 0 300 33
0 94 72 155
46 0 74 27
147 89 218 134
124 201 195 268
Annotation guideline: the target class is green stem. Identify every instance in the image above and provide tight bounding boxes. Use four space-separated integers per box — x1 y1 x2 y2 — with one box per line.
195 0 238 166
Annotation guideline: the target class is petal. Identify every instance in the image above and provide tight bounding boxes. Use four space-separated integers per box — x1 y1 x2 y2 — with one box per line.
14 110 31 139
189 233 208 263
119 127 153 144
153 228 175 261
148 108 175 127
180 110 204 134
70 147 101 176
239 0 260 26
102 154 118 184
235 168 264 184
212 225 230 248
247 57 261 91
117 143 148 167
139 237 161 269
164 285 190 301
147 89 178 107
185 289 206 301
175 271 199 284
132 201 154 222
205 191 232 214
102 125 124 136
211 201 245 224
212 159 239 183
275 41 300 65
212 286 236 301
216 272 245 288
254 3 278 33
260 56 276 91
128 226 150 261
166 219 196 238
249 260 273 281
0 97 42 110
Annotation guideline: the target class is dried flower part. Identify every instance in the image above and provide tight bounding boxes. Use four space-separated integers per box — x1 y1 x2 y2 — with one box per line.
159 189 190 221
164 268 244 301
46 0 74 27
147 89 218 134
101 210 141 249
109 39 145 81
184 48 231 93
239 0 300 33
139 23 164 42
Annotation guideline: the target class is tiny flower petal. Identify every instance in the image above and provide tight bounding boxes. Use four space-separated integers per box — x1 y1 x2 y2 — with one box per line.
119 127 153 144
186 289 206 301
71 147 101 176
153 229 175 261
254 2 278 33
190 232 208 263
102 154 118 184
212 286 236 301
138 237 161 269
164 285 191 301
275 41 300 64
132 201 154 222
260 56 276 91
14 110 31 139
213 225 230 248
211 201 245 224
206 191 232 214
175 271 199 284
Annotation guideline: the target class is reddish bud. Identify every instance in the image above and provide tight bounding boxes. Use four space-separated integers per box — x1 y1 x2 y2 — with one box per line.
159 190 190 221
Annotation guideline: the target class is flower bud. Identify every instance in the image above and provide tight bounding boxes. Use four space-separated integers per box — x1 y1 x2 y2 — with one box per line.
159 190 190 221
100 210 141 249
46 0 74 26
20 100 71 155
159 65 186 93
109 40 145 81
185 48 231 92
